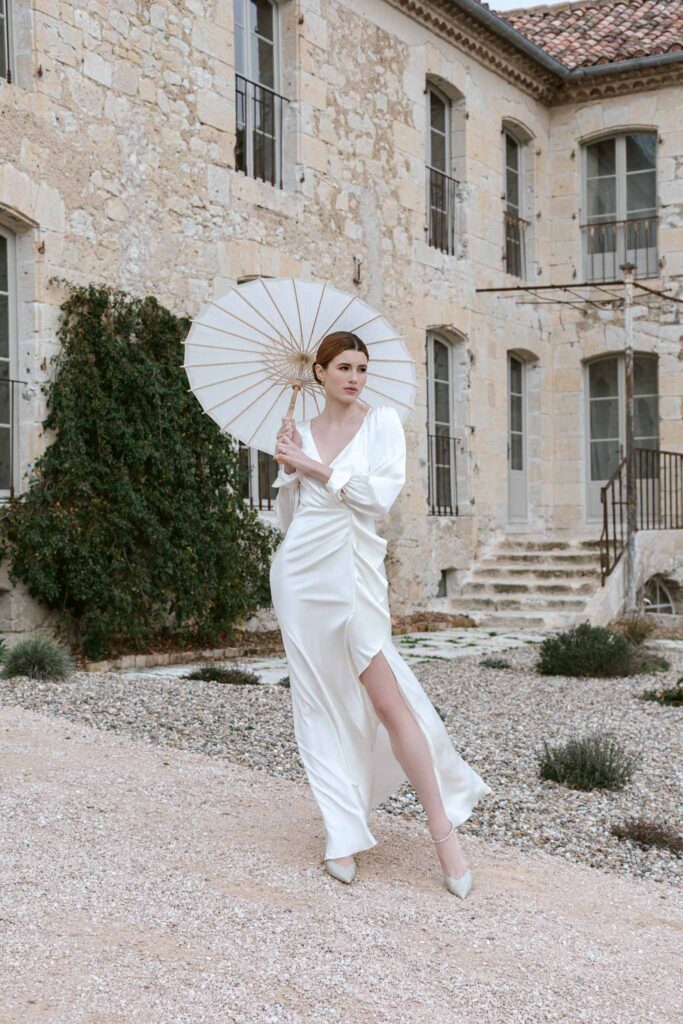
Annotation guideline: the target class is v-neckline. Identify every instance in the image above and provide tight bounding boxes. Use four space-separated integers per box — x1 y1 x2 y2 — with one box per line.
307 408 371 467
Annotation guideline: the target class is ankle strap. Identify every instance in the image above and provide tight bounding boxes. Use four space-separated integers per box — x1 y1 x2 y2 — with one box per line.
431 820 455 844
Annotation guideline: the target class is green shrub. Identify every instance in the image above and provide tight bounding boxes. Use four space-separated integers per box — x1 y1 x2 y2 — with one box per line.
185 664 260 685
640 677 683 706
277 675 290 688
0 283 278 661
480 656 511 669
537 730 640 791
0 636 76 681
611 817 683 855
536 623 633 677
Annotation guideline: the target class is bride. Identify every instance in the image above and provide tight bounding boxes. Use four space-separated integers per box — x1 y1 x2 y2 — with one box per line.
269 330 491 898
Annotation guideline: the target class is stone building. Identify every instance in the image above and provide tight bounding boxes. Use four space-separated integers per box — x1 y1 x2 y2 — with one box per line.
1 0 682 635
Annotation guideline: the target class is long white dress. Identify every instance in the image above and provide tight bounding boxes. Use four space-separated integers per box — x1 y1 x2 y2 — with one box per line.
269 404 492 860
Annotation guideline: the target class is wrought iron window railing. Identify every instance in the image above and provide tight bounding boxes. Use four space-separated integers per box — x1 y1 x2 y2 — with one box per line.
239 443 278 511
427 433 460 516
503 210 528 278
235 74 287 189
426 167 458 255
600 447 683 583
582 216 659 283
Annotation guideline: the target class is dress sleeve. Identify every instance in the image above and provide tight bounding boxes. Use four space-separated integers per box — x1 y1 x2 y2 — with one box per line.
324 406 406 518
271 461 301 536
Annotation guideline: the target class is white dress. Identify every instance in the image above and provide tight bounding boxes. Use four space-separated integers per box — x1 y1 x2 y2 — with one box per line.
269 404 492 860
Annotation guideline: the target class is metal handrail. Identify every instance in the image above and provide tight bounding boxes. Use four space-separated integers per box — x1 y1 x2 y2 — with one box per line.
599 446 683 583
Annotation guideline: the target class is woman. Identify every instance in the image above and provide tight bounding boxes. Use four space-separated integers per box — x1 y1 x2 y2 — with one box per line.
269 331 491 898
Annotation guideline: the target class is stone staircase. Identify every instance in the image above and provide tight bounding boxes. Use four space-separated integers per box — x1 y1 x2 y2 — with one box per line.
446 537 603 630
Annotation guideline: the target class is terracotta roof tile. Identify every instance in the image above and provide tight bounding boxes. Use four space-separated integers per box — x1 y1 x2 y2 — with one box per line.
493 0 683 70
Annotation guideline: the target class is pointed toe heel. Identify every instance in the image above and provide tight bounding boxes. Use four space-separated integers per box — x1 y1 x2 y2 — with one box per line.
443 867 473 899
324 858 357 884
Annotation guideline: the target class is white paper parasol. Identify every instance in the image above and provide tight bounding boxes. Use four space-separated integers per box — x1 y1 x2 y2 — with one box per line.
182 277 417 457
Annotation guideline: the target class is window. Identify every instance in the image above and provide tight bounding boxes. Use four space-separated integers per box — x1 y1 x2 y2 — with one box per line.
503 130 528 278
234 0 287 188
582 131 658 281
643 577 675 615
423 333 466 516
0 225 18 497
0 1 11 83
238 442 279 511
426 84 457 255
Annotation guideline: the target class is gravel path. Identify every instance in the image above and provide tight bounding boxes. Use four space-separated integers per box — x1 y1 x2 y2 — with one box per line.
1 703 681 1024
0 644 681 887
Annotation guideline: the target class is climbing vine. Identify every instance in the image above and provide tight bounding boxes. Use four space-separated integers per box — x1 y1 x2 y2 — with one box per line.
0 282 277 660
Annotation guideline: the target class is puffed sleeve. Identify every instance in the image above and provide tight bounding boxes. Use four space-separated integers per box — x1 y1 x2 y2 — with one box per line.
324 406 406 518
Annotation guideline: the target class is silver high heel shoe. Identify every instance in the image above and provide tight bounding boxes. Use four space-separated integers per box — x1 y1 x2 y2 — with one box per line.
324 857 356 884
432 820 473 899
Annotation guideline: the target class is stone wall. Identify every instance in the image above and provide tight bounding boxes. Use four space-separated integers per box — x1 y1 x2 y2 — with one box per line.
1 0 682 632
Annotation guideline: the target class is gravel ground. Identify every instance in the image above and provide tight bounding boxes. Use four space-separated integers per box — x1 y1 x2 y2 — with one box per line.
1 644 681 886
1 703 681 1024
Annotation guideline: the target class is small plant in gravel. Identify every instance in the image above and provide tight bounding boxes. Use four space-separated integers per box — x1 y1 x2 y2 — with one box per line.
537 622 639 678
611 817 683 856
0 636 76 681
479 656 511 669
185 664 260 686
610 613 657 647
277 675 290 688
640 677 683 707
536 730 640 791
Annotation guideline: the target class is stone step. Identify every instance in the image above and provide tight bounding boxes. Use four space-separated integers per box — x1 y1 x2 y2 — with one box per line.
478 552 601 567
469 566 599 580
462 580 595 596
443 607 558 629
447 595 587 612
496 538 601 551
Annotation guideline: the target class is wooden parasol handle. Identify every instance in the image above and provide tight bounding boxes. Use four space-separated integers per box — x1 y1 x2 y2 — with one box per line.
275 383 301 464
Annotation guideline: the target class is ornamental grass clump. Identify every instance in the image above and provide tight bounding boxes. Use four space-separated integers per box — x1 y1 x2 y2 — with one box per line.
0 636 76 681
611 817 683 856
537 623 634 677
479 656 511 669
640 677 683 707
185 664 260 686
537 730 640 791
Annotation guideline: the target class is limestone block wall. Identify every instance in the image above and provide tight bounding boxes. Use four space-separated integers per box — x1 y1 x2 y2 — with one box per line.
1 0 681 633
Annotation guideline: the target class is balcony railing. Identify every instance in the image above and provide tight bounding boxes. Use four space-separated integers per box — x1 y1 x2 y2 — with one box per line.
582 216 658 283
503 210 528 278
427 433 460 516
235 74 287 189
0 377 25 499
426 167 458 255
600 447 683 583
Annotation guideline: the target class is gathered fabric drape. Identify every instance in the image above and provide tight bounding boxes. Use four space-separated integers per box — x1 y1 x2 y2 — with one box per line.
269 404 492 859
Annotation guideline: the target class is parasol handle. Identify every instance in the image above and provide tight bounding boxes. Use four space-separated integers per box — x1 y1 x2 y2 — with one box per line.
275 383 302 464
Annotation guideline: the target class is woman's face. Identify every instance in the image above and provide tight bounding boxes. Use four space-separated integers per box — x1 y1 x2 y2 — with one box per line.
316 349 368 402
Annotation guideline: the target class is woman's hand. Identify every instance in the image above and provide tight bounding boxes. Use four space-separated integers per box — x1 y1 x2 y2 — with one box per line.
275 417 303 474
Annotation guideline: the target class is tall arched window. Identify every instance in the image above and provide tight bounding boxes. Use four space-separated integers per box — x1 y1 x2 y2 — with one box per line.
581 130 658 281
425 81 465 255
426 331 467 515
0 224 18 497
502 121 533 280
234 0 286 188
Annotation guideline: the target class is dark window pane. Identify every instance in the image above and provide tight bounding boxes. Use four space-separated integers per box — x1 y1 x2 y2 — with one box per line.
509 357 522 394
589 358 618 399
587 177 616 219
510 432 523 471
251 34 274 88
433 339 449 380
590 397 619 439
0 296 8 361
506 167 519 211
626 170 656 214
430 91 446 134
590 439 621 481
435 380 450 425
0 235 7 292
0 427 9 490
634 355 658 396
250 0 274 40
505 134 519 171
587 137 615 177
635 395 658 439
430 129 446 171
626 133 656 172
510 394 522 433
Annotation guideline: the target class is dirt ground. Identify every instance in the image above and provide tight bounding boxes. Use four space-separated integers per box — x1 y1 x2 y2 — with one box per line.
1 703 681 1024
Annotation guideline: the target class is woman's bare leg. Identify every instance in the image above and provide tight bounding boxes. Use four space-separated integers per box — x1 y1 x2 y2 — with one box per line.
336 651 469 879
